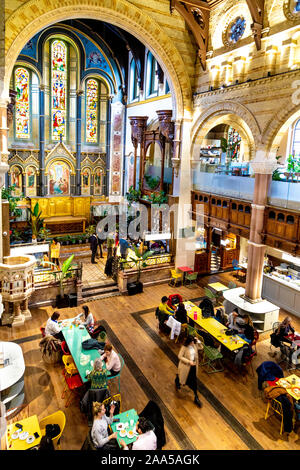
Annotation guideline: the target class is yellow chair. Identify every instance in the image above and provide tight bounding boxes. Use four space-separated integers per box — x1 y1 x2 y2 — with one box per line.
62 354 78 376
39 410 66 449
169 269 183 287
265 398 284 435
175 323 188 343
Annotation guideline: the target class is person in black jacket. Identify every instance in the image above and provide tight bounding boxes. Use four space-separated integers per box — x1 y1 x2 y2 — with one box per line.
97 234 104 258
175 302 187 324
90 233 98 264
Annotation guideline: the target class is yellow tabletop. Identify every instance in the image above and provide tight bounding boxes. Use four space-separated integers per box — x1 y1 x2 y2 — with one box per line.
184 301 247 351
208 282 229 292
6 415 42 450
276 374 300 401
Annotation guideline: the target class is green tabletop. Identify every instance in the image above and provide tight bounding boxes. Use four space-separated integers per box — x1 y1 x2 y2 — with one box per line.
62 321 105 383
111 408 139 446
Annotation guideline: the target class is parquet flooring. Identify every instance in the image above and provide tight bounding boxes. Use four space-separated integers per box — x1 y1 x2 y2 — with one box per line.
1 271 300 450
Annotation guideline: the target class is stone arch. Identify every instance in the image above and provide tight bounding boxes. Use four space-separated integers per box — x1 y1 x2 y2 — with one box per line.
191 101 261 161
4 0 192 119
263 103 300 158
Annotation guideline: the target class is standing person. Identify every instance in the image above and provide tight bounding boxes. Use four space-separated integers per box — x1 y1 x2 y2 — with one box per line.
91 401 118 450
45 311 64 341
106 234 114 259
50 238 60 268
119 237 129 259
100 343 121 377
90 232 98 264
175 335 203 407
97 233 104 258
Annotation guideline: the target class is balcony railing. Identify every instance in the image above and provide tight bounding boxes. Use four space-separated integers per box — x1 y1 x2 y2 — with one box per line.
119 253 173 271
34 264 82 285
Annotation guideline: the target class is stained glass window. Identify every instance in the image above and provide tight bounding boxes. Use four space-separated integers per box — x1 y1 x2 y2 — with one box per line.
51 40 67 141
15 67 30 139
86 79 98 143
227 126 241 161
230 17 246 43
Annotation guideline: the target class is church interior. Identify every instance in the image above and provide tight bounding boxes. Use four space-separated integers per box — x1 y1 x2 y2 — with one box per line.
1 0 300 453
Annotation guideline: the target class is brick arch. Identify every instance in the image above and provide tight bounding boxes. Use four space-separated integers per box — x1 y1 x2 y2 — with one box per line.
4 0 191 119
191 101 261 160
263 103 300 158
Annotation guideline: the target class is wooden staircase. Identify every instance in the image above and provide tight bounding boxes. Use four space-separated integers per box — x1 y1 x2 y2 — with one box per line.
82 280 120 301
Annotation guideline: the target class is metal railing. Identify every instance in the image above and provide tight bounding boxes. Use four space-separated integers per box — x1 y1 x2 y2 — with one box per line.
119 253 173 271
34 263 82 285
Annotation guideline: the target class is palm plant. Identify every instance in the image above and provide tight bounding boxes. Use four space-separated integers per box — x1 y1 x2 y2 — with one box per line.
29 202 44 240
41 254 76 298
129 246 154 283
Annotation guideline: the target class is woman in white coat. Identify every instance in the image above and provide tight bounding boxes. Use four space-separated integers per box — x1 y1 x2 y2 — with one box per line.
175 335 203 407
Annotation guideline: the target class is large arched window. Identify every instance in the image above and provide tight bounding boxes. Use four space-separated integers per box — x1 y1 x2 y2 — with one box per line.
146 52 158 96
15 67 30 139
85 78 99 143
51 39 67 141
292 119 300 156
130 59 139 102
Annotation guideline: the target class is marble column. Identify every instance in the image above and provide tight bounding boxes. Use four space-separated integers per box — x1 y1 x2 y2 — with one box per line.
39 85 46 196
0 98 10 263
76 90 83 196
245 157 277 301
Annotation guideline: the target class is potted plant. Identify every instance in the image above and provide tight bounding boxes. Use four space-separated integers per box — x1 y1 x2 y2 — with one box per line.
126 182 141 207
28 202 44 243
149 190 168 205
144 174 160 190
1 185 23 220
127 247 154 295
56 254 76 308
38 227 51 241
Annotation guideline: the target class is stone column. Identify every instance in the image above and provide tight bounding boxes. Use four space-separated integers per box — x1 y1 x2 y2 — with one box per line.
0 97 10 263
76 89 83 196
13 301 25 327
245 157 277 301
21 297 31 320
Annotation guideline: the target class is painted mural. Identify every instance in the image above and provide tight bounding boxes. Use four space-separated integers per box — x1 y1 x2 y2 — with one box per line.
94 167 102 195
48 161 70 195
26 166 37 196
15 67 30 139
81 167 91 195
11 166 23 196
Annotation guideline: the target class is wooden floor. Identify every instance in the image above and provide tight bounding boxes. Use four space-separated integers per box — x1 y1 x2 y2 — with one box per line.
1 270 300 450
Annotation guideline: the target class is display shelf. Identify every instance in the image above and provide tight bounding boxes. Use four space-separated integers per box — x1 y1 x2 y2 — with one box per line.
1 377 24 405
5 392 25 417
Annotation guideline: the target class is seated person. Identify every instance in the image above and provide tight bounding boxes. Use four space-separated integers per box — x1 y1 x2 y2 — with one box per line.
237 315 255 344
45 311 64 341
87 358 108 390
159 296 175 317
275 317 296 344
100 343 121 377
120 417 157 450
81 305 95 333
91 401 117 450
226 309 240 332
175 302 187 324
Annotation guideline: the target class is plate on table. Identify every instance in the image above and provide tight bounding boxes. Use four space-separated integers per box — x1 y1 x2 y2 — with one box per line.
291 387 300 396
11 432 20 440
19 431 29 440
127 430 135 439
116 423 124 431
119 429 127 437
79 324 85 329
278 379 290 388
26 435 35 444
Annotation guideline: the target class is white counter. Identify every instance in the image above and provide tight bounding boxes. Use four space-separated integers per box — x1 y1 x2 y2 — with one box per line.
262 274 300 318
0 342 25 417
223 287 279 332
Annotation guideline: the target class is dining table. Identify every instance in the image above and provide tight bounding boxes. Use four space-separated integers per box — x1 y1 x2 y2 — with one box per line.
276 374 300 401
177 266 193 284
110 408 139 447
183 301 248 352
6 414 42 450
61 318 109 383
208 282 229 293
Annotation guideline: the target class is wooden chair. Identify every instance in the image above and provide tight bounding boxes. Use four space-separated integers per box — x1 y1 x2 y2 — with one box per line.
175 323 188 343
39 410 66 449
265 398 284 435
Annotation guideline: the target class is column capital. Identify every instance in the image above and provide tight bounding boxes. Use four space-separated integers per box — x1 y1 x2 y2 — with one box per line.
250 157 278 175
76 89 84 96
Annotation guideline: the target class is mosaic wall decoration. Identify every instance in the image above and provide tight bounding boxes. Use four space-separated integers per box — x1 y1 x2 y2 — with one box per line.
15 67 30 139
86 79 98 143
11 165 23 196
109 102 124 198
51 40 67 141
48 160 70 195
81 167 91 195
26 166 37 197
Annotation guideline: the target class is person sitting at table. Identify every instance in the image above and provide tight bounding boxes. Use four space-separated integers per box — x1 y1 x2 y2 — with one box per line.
227 309 245 334
175 302 188 324
175 335 203 408
45 311 64 341
91 401 118 450
237 315 255 344
100 343 121 377
275 317 296 345
120 417 157 450
159 296 175 317
87 358 108 390
80 305 95 333
156 296 175 332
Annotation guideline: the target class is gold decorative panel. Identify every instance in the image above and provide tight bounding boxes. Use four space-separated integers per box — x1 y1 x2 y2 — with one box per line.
30 197 91 221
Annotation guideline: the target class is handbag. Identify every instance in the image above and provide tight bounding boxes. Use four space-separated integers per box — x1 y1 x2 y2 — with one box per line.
45 423 61 439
